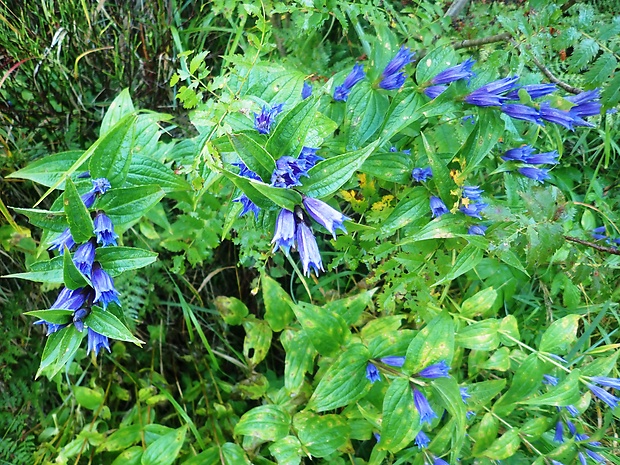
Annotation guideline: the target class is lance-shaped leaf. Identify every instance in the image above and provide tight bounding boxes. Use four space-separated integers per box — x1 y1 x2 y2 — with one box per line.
84 307 143 345
235 405 291 442
229 133 276 182
63 178 94 244
96 185 165 228
378 378 419 452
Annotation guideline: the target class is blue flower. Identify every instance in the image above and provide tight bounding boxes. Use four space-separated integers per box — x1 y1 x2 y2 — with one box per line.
430 196 449 218
468 224 487 236
303 197 349 239
254 103 283 135
590 376 620 389
578 454 587 465
302 81 313 100
543 374 559 386
415 430 430 449
566 420 577 435
417 360 450 379
584 450 606 463
464 76 519 107
505 83 557 100
551 461 565 465
72 308 89 332
91 263 121 309
433 456 449 465
366 363 381 383
539 102 575 130
87 328 111 356
94 212 118 246
48 228 76 254
379 46 415 90
591 226 607 240
460 202 488 219
271 156 308 188
272 209 295 253
502 145 535 162
566 88 601 122
554 420 564 443
586 382 619 409
233 162 262 219
73 240 96 277
462 185 483 201
501 103 542 124
430 58 476 85
523 150 559 165
333 64 365 101
518 166 550 183
413 388 437 424
295 221 324 277
460 386 471 402
380 356 406 367
81 177 112 208
412 167 433 182
34 320 68 336
297 146 323 169
565 404 580 416
424 85 448 99
51 287 91 311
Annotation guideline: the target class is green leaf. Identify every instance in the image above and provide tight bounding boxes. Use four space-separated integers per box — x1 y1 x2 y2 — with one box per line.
521 369 581 406
220 443 250 464
399 215 463 245
125 156 191 193
380 92 424 140
493 354 545 414
269 436 302 465
6 150 85 188
404 312 454 374
24 309 73 324
111 447 143 465
234 405 291 442
95 247 158 277
433 243 483 286
302 140 381 199
294 412 350 457
37 326 85 379
214 296 248 325
425 147 453 203
282 330 316 392
461 287 498 318
498 249 529 276
85 307 143 345
471 412 499 456
499 315 520 346
583 53 617 88
100 88 135 135
220 169 301 211
140 425 187 465
415 46 460 83
362 152 412 183
63 178 94 243
483 429 521 460
243 318 272 366
98 425 142 452
96 185 165 228
378 378 419 453
12 208 68 232
262 274 294 332
90 113 137 187
324 289 375 326
3 256 63 284
229 133 276 182
602 72 620 108
307 344 371 412
73 386 104 410
456 320 500 351
291 301 350 356
459 110 503 177
63 246 89 290
344 81 389 149
267 97 319 159
380 187 428 236
568 38 599 71
539 314 580 354
432 377 468 460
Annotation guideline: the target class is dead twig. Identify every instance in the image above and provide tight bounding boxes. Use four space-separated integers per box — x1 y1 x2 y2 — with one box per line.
565 236 620 255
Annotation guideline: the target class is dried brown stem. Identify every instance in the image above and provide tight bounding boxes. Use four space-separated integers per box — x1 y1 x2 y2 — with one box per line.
527 51 582 94
564 236 620 255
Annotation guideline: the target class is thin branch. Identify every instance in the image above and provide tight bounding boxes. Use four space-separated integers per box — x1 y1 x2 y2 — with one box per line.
527 50 582 94
565 236 620 255
445 0 471 19
453 32 512 50
561 0 578 13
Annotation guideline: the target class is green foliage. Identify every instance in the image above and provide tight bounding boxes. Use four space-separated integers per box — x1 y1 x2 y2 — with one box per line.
3 1 620 465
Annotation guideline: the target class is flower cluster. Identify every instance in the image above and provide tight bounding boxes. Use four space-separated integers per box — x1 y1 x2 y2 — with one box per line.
379 46 415 91
459 185 488 219
501 145 559 183
39 177 121 356
333 63 365 102
423 58 476 99
590 226 620 246
254 103 284 135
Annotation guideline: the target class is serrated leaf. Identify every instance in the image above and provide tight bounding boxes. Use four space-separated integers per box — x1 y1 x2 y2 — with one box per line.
63 178 94 244
602 72 620 108
95 247 158 277
307 344 371 412
84 307 143 345
568 38 599 71
302 140 380 199
583 53 617 88
378 378 419 453
292 301 350 356
235 405 290 442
